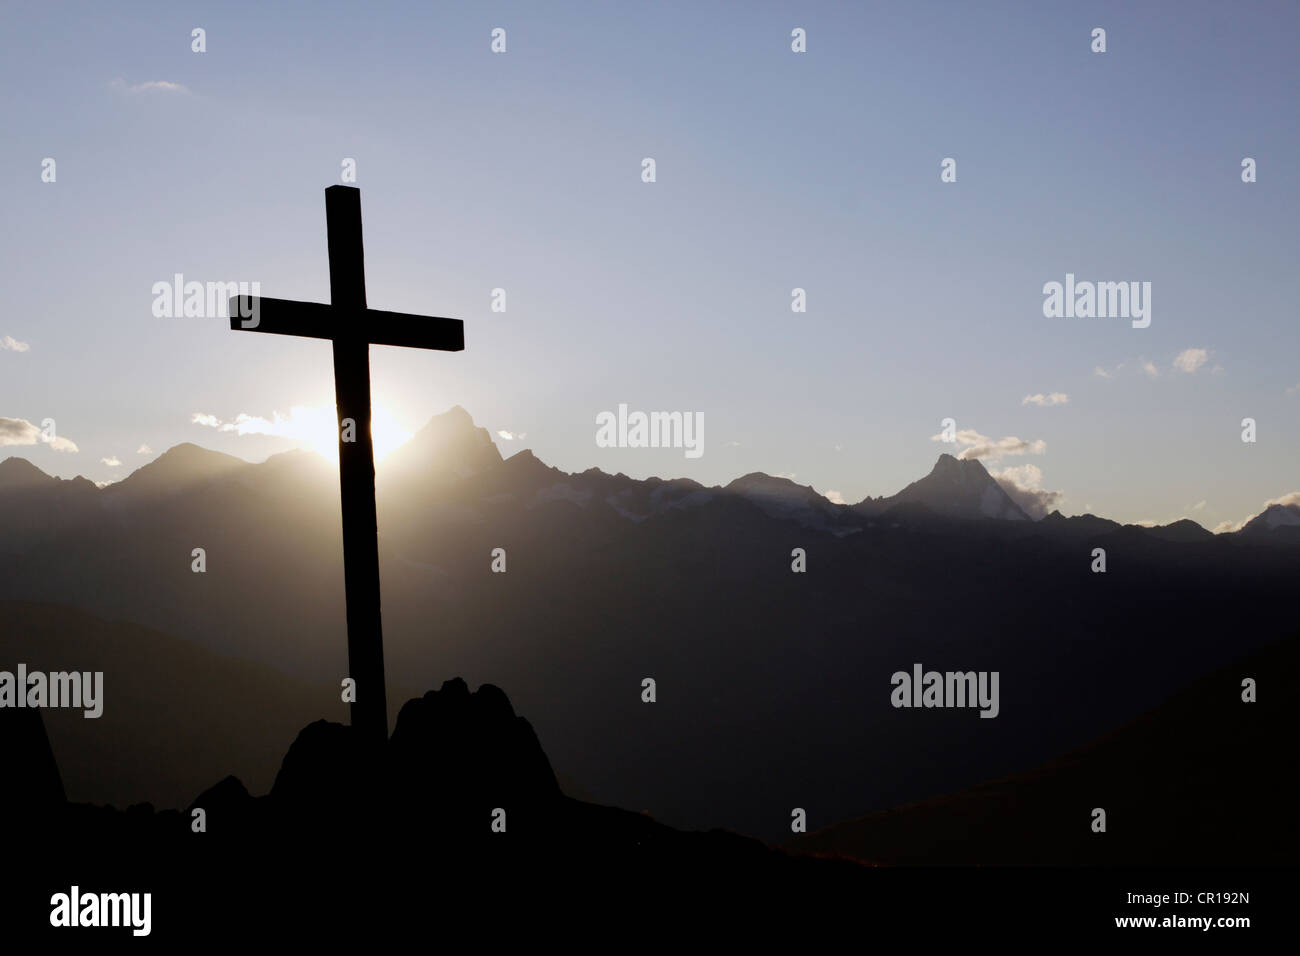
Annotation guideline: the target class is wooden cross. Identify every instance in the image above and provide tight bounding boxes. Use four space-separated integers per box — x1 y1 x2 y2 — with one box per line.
228 186 464 744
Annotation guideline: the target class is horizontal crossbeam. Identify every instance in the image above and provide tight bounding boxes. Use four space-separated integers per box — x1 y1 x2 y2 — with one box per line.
228 296 464 351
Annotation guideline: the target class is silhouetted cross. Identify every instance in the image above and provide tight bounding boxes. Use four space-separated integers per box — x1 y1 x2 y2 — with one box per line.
229 186 464 744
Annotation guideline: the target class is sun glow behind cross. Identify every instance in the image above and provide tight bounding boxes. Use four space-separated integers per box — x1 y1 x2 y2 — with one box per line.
194 404 413 463
305 404 413 463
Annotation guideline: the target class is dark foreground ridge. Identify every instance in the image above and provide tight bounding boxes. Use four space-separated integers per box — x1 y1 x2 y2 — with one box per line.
6 679 866 937
788 633 1299 865
7 675 1291 938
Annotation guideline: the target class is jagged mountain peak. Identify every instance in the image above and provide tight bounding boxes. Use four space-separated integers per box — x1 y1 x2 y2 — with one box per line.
381 405 503 482
1240 502 1300 534
856 454 1029 522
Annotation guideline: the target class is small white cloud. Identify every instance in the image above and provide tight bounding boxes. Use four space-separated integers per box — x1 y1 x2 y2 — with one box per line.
1141 360 1160 379
1191 500 1206 511
825 489 847 505
1022 392 1069 407
101 456 121 467
775 472 797 480
1173 348 1209 374
496 430 516 440
111 78 190 95
1 335 29 352
1092 366 1111 379
136 444 152 454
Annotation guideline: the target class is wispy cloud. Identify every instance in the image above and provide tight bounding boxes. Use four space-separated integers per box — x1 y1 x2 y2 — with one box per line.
1100 353 1216 379
1022 392 1068 407
1191 500 1206 511
931 428 1046 461
825 489 847 505
193 407 331 439
1213 491 1300 533
101 456 122 467
496 429 527 441
136 444 152 455
1 335 29 352
110 78 190 95
0 416 78 452
990 463 1064 520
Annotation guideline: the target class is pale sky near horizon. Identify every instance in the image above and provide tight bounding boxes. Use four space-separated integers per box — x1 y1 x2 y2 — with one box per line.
1 1 1296 530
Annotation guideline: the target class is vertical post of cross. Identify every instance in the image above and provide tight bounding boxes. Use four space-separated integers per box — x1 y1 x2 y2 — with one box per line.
325 185 388 744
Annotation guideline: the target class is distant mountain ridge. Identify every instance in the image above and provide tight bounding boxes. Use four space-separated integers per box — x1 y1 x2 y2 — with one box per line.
7 406 1284 540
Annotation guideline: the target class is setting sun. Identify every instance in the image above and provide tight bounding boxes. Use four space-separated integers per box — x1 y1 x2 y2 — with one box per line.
303 404 413 463
198 404 414 463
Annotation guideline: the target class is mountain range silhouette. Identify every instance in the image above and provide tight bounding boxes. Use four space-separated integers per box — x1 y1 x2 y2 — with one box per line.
3 407 1297 844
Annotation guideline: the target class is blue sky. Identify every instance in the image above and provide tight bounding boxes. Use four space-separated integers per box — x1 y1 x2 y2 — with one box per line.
1 0 1296 528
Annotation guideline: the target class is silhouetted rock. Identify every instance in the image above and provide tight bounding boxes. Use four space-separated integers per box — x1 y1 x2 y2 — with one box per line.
270 719 380 826
15 676 858 935
389 679 559 822
0 708 65 815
